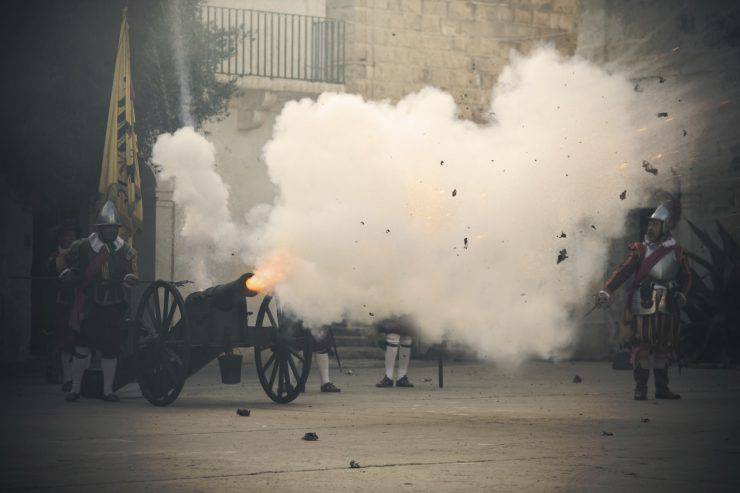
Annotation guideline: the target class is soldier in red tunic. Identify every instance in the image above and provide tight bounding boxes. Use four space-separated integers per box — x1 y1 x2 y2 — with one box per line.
48 221 79 391
597 202 691 400
60 201 138 402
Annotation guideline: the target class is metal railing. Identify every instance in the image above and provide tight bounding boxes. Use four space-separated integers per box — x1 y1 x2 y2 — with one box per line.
203 6 346 84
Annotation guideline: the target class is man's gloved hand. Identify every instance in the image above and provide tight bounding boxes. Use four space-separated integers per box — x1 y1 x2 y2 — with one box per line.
123 273 139 287
596 290 611 306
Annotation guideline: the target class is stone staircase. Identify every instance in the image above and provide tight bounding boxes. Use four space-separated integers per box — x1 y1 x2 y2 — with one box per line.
330 323 383 360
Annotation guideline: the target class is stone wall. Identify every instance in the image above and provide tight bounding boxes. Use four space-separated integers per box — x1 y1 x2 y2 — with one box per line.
328 0 579 120
577 0 740 265
0 179 33 364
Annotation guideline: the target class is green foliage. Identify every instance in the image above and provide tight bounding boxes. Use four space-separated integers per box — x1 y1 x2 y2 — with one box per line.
129 0 237 167
681 220 740 366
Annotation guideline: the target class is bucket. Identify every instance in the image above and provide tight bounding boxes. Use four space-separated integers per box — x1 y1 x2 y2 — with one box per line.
218 352 243 384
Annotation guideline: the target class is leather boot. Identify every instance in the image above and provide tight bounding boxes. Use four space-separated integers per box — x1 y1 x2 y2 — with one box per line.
654 368 681 399
633 367 649 400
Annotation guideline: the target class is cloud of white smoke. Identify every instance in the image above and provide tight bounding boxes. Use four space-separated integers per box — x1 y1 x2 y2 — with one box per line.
151 127 240 286
245 47 668 363
152 47 689 363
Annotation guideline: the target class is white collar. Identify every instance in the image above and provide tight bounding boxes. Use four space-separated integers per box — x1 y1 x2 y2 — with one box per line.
644 235 676 249
88 232 124 253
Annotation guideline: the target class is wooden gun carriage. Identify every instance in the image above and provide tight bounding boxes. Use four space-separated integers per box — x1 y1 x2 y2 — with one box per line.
113 274 312 406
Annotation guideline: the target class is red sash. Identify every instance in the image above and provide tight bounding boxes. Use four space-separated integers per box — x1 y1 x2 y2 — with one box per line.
623 245 676 316
69 247 110 329
629 245 676 290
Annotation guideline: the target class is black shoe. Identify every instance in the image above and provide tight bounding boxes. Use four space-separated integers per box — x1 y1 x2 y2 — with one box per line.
103 393 120 402
654 368 681 399
655 389 681 399
396 375 414 388
65 392 80 402
61 381 73 393
376 376 394 387
321 382 341 392
633 367 649 401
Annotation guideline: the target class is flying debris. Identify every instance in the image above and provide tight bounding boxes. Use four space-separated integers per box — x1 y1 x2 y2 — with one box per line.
557 249 568 264
573 375 582 383
601 431 614 437
368 312 375 317
236 408 251 416
591 225 597 230
302 432 319 441
440 160 445 166
386 229 390 234
558 231 567 238
619 190 627 200
360 221 365 225
464 237 469 249
657 112 668 118
349 460 361 469
642 160 658 175
683 129 687 136
452 189 457 197
641 418 651 423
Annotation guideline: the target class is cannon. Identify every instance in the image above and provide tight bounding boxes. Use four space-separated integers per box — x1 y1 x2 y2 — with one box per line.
112 273 312 406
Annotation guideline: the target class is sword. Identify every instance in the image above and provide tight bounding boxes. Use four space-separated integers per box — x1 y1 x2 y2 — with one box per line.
582 303 600 319
582 294 607 319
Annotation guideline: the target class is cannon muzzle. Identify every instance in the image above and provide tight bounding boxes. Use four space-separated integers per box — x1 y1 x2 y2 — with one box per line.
211 273 259 311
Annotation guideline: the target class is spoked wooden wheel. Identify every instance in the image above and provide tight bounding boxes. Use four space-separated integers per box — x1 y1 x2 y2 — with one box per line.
133 281 191 406
254 295 312 404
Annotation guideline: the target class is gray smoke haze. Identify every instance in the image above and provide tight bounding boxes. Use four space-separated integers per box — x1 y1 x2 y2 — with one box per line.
169 0 193 127
154 47 694 363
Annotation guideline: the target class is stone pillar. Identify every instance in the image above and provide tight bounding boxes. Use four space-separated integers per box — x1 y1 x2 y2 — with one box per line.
155 184 177 283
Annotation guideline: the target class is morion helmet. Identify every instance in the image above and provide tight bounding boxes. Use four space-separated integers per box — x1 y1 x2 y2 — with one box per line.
649 202 673 230
95 200 121 227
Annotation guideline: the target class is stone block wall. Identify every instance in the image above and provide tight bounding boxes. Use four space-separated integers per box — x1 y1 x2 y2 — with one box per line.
328 0 578 121
576 0 740 256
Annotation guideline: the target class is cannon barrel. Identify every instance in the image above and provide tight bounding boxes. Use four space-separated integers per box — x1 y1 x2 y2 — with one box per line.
208 273 259 310
182 273 260 354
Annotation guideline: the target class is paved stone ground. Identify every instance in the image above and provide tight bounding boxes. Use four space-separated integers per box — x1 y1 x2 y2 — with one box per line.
1 360 739 492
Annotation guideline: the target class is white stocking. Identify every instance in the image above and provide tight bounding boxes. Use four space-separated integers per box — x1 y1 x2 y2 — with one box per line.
70 347 90 394
385 333 400 379
398 336 412 378
316 352 330 385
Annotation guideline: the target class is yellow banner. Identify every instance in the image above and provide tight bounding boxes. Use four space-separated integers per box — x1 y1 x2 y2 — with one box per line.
98 7 143 244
